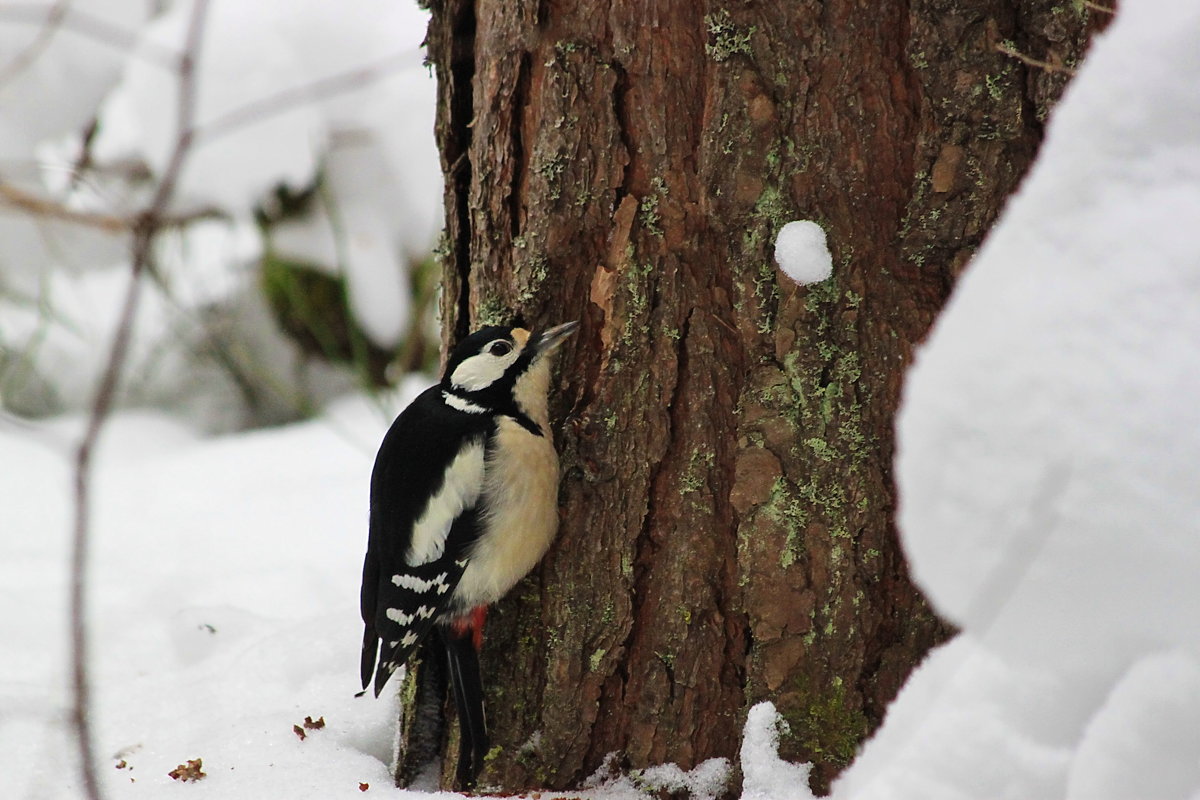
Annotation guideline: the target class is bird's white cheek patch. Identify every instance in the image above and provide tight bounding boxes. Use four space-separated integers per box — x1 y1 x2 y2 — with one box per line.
450 348 522 391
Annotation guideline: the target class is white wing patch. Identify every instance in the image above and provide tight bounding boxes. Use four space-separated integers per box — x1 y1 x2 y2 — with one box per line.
385 605 438 626
391 571 453 594
404 441 485 567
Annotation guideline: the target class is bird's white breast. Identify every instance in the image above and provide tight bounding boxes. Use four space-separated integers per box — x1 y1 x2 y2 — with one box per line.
456 416 560 609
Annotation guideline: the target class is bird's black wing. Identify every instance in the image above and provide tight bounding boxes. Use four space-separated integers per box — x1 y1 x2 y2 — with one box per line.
360 385 493 695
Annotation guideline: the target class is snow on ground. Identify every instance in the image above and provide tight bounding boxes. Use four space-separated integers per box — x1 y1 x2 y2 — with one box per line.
831 0 1200 798
0 386 421 799
739 703 813 800
0 381 727 800
5 0 1200 798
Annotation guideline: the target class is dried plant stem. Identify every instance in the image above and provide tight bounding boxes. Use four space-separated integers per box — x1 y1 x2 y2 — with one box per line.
0 180 223 232
68 3 210 798
0 0 69 89
0 3 178 70
195 50 414 143
995 42 1076 76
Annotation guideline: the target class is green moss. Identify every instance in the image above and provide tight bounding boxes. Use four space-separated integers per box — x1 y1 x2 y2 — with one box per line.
804 437 837 463
680 447 715 496
638 194 662 236
898 169 930 239
589 648 607 672
780 678 869 767
620 260 654 344
574 186 595 207
476 292 509 326
704 9 756 62
743 184 794 330
533 153 567 201
985 71 1005 102
517 252 549 305
762 476 809 568
400 657 420 709
638 176 668 237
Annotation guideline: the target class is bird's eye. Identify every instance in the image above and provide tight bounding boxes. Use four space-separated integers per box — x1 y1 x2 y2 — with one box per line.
488 340 513 357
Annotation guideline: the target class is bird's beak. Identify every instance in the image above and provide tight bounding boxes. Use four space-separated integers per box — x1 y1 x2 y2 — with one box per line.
533 320 579 356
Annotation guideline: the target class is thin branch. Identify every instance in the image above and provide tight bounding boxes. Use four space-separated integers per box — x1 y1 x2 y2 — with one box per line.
0 0 69 90
0 180 225 232
194 51 414 144
0 3 179 70
0 181 130 232
68 2 210 798
995 42 1076 76
67 118 100 192
1082 1 1115 13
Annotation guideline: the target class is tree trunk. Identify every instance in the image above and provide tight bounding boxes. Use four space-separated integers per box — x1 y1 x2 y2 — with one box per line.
415 0 1105 794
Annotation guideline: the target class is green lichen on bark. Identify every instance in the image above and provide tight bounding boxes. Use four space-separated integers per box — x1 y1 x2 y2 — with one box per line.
780 676 870 768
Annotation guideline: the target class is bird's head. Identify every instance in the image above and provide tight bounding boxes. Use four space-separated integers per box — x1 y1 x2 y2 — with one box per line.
442 321 579 427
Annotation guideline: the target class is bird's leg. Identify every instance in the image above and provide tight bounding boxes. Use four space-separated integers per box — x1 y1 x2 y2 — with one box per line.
442 610 489 790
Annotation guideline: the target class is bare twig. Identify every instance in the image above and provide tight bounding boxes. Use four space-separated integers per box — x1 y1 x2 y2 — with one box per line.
194 51 414 143
995 42 1076 76
0 181 130 232
67 118 101 192
68 2 210 797
0 180 225 232
0 0 69 90
0 3 179 70
1082 1 1115 14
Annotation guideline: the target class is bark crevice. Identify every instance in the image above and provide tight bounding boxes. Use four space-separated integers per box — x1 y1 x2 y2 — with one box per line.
417 0 1104 793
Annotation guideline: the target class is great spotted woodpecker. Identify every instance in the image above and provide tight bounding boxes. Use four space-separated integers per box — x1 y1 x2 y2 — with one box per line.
359 320 578 787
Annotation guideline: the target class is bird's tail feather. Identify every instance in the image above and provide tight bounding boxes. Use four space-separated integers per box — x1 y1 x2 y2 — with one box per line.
442 625 488 790
360 627 379 691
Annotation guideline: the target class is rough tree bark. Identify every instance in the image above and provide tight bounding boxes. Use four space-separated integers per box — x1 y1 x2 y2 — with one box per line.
413 0 1106 794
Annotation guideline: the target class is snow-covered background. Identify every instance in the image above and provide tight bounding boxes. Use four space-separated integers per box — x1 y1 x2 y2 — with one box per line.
831 0 1200 797
1 0 441 429
4 0 1200 798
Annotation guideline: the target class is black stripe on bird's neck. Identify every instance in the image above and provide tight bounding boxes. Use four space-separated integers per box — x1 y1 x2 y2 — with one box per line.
442 387 543 438
506 410 543 437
